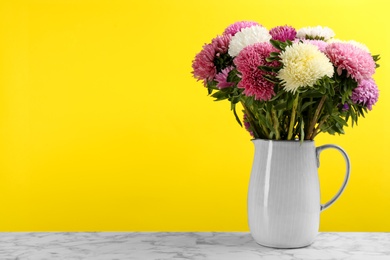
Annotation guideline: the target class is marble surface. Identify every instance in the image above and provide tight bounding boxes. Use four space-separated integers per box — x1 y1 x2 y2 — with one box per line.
0 232 389 260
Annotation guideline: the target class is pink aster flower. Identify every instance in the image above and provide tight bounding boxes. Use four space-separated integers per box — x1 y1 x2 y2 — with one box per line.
294 39 328 52
192 35 232 85
234 42 279 101
211 34 231 54
269 25 297 42
325 42 376 82
351 78 379 110
215 66 235 89
223 21 260 36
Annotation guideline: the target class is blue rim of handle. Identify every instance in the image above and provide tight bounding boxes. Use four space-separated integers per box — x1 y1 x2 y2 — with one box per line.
316 144 351 211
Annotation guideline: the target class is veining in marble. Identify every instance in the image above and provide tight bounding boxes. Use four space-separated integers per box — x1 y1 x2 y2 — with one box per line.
0 232 389 260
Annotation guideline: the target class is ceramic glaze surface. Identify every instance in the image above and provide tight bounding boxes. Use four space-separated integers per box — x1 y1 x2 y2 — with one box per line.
248 140 350 248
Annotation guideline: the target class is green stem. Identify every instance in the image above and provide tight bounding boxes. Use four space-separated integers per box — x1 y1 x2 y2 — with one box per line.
305 97 313 138
307 96 327 140
271 108 280 140
311 114 329 139
287 94 299 140
260 120 270 138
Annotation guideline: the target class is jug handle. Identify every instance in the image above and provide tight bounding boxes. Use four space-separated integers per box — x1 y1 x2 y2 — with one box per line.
316 144 350 211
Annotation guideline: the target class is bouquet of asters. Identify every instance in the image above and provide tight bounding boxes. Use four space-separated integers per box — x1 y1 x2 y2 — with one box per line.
191 21 380 141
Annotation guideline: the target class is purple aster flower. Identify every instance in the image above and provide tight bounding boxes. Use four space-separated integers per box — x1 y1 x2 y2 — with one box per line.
342 103 350 111
223 21 260 36
269 25 297 41
351 78 379 110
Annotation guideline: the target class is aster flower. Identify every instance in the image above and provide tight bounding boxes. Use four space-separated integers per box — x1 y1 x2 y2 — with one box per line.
294 39 328 52
192 43 216 85
192 21 381 141
269 25 297 42
297 26 335 41
325 42 376 82
278 42 334 93
211 34 232 54
351 78 379 110
347 40 371 53
215 66 235 89
234 42 279 101
228 26 272 57
223 21 260 36
328 39 371 53
342 103 350 111
192 34 232 85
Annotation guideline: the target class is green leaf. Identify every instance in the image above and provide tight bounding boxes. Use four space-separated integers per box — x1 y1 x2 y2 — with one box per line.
227 69 240 83
262 74 279 84
232 103 242 127
246 96 254 107
269 90 284 102
285 40 293 46
287 96 294 110
211 90 229 101
300 101 317 113
372 55 381 68
258 65 274 72
274 101 288 110
357 106 366 118
372 54 380 62
332 115 348 127
270 39 285 51
302 92 324 99
345 113 350 124
325 100 334 115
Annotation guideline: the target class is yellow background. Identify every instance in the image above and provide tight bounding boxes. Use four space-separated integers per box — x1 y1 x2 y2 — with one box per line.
1 0 389 231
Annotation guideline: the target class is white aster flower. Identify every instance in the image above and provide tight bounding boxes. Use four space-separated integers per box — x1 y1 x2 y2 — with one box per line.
228 25 271 57
328 38 371 53
277 43 334 93
297 26 335 41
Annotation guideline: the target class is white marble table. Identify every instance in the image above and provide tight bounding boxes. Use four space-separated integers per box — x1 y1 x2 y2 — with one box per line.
0 232 389 260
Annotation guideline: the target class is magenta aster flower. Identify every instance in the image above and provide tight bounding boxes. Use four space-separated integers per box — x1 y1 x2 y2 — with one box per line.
192 35 232 85
215 66 235 89
351 78 379 110
325 42 376 82
269 25 297 41
294 39 328 52
234 42 279 101
211 34 231 54
223 21 260 36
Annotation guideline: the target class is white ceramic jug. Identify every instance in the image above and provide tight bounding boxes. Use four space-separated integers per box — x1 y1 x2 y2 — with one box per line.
248 139 350 248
